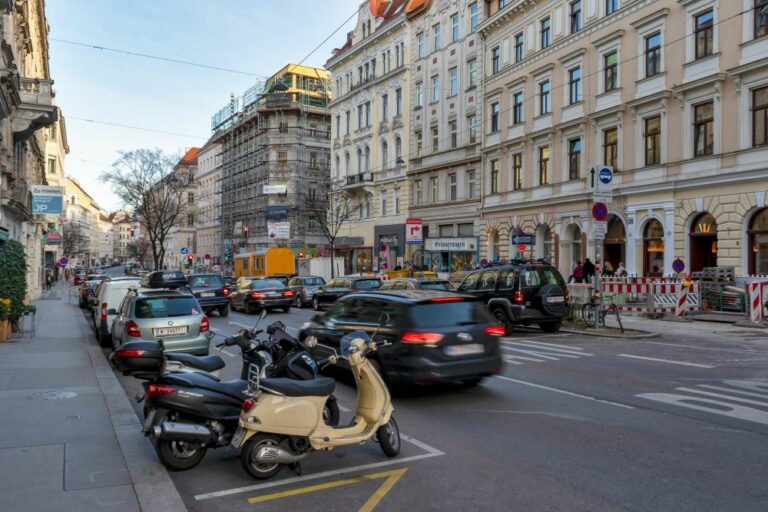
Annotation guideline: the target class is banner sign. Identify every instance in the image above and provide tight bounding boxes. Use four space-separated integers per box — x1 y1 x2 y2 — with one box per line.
31 185 64 214
425 238 477 252
263 184 287 194
267 222 290 239
265 205 291 220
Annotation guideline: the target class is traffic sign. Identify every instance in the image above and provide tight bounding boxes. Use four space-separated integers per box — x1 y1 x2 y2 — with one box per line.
204 254 211 260
593 191 613 205
593 221 607 240
598 166 613 185
406 218 423 244
517 244 527 252
672 258 685 273
58 257 69 266
180 247 189 255
592 202 608 222
511 234 535 245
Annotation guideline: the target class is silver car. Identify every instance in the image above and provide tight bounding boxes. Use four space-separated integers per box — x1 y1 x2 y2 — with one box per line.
111 289 211 355
288 276 326 308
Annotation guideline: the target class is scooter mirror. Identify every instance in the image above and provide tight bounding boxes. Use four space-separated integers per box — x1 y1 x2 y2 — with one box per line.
259 309 267 320
304 336 318 348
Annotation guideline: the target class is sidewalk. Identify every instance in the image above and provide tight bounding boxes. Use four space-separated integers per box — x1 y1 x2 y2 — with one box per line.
603 313 768 338
0 282 187 512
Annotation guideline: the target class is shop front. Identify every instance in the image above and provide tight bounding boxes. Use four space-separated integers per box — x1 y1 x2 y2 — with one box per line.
332 237 372 275
373 224 406 273
425 237 478 272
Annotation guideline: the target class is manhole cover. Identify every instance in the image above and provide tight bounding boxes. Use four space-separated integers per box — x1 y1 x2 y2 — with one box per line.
28 391 78 400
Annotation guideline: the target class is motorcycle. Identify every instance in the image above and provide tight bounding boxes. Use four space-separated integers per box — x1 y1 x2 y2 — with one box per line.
232 320 400 480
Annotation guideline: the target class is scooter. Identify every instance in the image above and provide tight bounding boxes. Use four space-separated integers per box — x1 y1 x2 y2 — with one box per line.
232 327 400 480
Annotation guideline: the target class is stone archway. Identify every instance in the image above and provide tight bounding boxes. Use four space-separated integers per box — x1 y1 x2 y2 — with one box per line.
689 212 717 272
643 218 665 276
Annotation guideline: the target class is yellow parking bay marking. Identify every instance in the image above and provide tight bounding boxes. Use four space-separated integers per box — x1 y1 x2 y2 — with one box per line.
247 468 408 511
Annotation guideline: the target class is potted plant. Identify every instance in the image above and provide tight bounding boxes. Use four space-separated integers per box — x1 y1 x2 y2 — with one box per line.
0 298 10 342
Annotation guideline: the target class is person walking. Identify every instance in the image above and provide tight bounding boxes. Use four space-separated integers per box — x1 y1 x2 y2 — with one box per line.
616 262 627 277
572 261 585 283
583 258 596 283
45 273 52 291
603 261 614 277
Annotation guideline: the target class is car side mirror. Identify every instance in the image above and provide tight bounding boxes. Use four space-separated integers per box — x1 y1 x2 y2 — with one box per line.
107 308 117 315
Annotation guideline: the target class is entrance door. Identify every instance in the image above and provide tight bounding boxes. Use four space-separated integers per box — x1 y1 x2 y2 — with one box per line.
690 212 717 272
643 219 664 276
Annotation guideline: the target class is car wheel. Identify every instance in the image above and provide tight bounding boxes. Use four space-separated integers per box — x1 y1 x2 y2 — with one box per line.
295 295 304 309
313 297 321 311
219 304 230 317
491 308 512 335
539 321 561 333
281 306 290 313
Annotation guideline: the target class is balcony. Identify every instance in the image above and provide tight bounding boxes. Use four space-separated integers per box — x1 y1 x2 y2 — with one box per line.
12 77 56 141
377 166 404 181
0 177 32 220
345 172 373 188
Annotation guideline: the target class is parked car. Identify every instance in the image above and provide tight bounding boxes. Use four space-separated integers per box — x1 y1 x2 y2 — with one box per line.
79 275 108 308
301 290 504 387
288 276 326 308
265 274 292 286
73 272 86 286
457 261 569 333
312 276 382 310
93 278 141 347
379 278 455 291
111 288 211 355
230 279 293 314
187 273 231 317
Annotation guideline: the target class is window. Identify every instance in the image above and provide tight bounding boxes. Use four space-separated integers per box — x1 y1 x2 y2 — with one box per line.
365 101 371 126
490 159 499 194
603 127 618 168
430 176 439 202
395 88 402 115
414 180 423 205
499 0 507 8
278 150 288 168
432 126 439 152
539 147 550 185
568 138 581 179
440 224 454 237
416 81 424 107
467 170 478 198
381 93 389 121
458 223 474 237
394 188 401 213
645 32 661 77
513 91 523 124
468 59 478 87
490 101 500 132
491 46 500 74
380 189 387 216
381 141 388 168
416 130 423 156
604 51 618 92
48 124 57 141
335 115 340 136
47 157 56 174
514 33 524 62
756 0 768 39
568 67 581 104
417 32 425 58
570 1 582 33
450 120 458 148
345 111 350 135
694 9 714 60
539 80 551 114
449 173 457 200
753 86 768 147
451 13 459 42
468 114 478 144
512 153 522 190
693 101 714 157
606 0 618 14
278 121 288 133
187 214 194 227
541 17 551 48
449 67 458 96
395 137 403 161
357 105 363 129
645 115 661 165
431 75 439 102
469 2 479 32
434 23 441 51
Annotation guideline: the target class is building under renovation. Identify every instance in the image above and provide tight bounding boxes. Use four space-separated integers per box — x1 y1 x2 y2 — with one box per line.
214 64 331 266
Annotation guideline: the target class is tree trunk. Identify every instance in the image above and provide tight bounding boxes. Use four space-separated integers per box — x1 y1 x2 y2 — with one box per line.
330 242 335 279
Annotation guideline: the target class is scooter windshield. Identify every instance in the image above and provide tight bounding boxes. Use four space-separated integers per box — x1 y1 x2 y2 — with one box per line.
339 330 370 358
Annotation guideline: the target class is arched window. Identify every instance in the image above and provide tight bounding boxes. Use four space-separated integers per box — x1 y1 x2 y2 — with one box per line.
643 219 664 276
604 215 626 272
536 224 553 263
488 230 501 262
364 146 371 172
748 208 768 274
690 212 717 272
344 152 350 176
381 140 389 169
395 137 402 161
357 148 363 173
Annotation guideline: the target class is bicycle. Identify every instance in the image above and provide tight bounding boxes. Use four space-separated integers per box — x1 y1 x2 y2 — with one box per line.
581 293 624 333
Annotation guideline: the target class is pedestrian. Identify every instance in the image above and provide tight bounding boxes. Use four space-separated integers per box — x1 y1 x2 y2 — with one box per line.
616 262 627 277
45 273 52 291
603 261 614 277
572 260 584 283
583 258 596 282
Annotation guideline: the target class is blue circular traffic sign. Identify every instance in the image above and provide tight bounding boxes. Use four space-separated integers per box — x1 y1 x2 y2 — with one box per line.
672 258 685 273
180 247 189 255
592 202 608 222
599 167 613 184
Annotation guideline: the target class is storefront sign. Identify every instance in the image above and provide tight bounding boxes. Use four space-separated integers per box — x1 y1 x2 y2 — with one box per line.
263 184 287 194
267 221 290 239
425 238 477 252
44 231 62 245
265 205 291 219
31 185 64 214
379 235 399 245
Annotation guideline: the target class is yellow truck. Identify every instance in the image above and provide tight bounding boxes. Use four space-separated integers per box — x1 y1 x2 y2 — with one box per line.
233 248 296 279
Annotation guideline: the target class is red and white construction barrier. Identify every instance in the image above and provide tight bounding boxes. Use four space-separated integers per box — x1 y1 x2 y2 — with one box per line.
598 278 700 317
747 281 768 324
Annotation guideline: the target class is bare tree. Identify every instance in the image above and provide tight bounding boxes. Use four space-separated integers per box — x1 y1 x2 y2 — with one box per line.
61 220 88 259
101 149 187 270
125 238 149 268
302 180 360 278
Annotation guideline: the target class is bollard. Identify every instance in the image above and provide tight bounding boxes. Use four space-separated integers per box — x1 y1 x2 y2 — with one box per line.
748 282 764 324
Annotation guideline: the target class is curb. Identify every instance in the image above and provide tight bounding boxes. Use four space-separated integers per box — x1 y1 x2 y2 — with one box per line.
560 327 661 339
73 297 188 512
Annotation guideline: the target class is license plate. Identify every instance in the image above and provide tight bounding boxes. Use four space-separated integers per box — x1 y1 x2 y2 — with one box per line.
200 292 215 297
444 343 484 356
153 326 187 337
547 296 565 304
231 427 246 448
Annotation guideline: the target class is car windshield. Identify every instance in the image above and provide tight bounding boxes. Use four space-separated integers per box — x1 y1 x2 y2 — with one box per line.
354 279 381 290
189 275 223 287
303 277 324 286
419 281 454 291
409 301 492 328
134 296 200 318
252 280 285 289
523 268 565 287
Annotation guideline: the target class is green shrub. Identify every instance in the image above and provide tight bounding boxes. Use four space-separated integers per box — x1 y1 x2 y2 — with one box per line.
0 240 27 321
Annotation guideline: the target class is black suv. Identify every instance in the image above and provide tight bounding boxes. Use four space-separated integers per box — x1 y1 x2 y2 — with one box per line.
457 261 569 333
187 274 230 317
312 276 382 310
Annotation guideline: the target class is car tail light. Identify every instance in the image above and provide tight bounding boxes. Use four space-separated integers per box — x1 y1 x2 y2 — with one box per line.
100 303 108 322
126 320 141 338
282 290 293 297
114 349 145 357
200 315 210 333
484 325 505 337
242 398 256 412
514 290 524 305
428 297 463 303
349 289 359 293
223 287 229 296
251 292 266 299
401 332 444 344
147 384 176 398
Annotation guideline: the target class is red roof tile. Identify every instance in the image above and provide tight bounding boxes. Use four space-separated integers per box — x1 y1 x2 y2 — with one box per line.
179 147 200 166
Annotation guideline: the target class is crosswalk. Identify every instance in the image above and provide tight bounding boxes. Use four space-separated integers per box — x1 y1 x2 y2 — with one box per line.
637 380 768 426
500 338 593 366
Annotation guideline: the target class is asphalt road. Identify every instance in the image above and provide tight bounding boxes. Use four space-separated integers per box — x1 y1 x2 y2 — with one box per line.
94 266 768 511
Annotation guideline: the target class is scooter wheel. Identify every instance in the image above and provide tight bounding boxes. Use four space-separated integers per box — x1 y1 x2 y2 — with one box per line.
240 434 284 480
376 415 400 457
156 440 207 471
323 398 340 427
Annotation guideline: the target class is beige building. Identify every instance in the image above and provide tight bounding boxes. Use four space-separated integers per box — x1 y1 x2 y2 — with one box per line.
195 141 222 268
164 148 199 270
477 0 768 277
326 0 411 273
97 212 113 264
111 210 142 264
64 177 98 267
42 107 69 276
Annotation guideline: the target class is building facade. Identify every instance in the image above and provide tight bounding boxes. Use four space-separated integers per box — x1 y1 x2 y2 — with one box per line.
195 141 222 268
64 177 97 268
326 0 412 274
164 147 199 270
42 107 68 277
111 210 142 264
97 212 113 264
477 0 768 277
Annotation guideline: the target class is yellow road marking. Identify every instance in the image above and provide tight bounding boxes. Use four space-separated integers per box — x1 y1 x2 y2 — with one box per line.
247 467 408 511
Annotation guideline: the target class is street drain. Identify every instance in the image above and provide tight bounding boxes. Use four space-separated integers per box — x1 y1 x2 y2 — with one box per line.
28 391 78 400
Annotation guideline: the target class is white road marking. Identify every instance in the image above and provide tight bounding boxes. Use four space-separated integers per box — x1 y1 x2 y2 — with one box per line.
228 321 254 330
503 341 593 357
642 341 767 354
494 375 634 409
506 339 588 351
721 380 768 395
675 387 768 408
617 354 715 368
193 433 444 501
500 339 593 366
637 392 768 425
699 384 768 399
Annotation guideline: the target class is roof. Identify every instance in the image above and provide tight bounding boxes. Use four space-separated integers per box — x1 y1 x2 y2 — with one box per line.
178 147 201 166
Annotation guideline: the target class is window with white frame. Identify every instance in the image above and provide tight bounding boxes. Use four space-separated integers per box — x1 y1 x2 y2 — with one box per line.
491 46 500 74
380 189 387 216
450 120 458 148
512 91 524 124
432 126 439 152
381 93 389 121
451 13 459 42
541 17 551 49
568 67 582 104
645 32 662 77
644 115 661 165
570 1 582 34
395 88 402 115
468 59 478 88
603 127 618 168
434 23 441 51
538 146 551 185
753 85 768 147
431 75 440 102
693 101 714 157
394 187 401 213
430 176 439 202
417 32 425 58
490 101 500 132
449 66 458 96
414 179 423 205
539 80 551 114
694 9 714 59
512 152 522 190
568 138 581 179
514 33 524 62
448 172 457 200
755 0 768 39
604 50 618 92
469 2 479 32
467 169 478 198
468 114 478 144
416 82 424 107
606 0 618 15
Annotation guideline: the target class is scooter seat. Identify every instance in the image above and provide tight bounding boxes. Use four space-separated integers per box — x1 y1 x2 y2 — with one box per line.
166 372 248 399
260 377 335 397
166 353 226 373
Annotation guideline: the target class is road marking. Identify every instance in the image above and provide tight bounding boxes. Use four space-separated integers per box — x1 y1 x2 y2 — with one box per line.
637 392 768 425
228 321 254 330
494 376 634 409
506 339 588 351
642 341 767 354
500 339 593 366
194 433 443 501
246 468 407 511
617 354 715 368
675 387 768 408
698 384 768 399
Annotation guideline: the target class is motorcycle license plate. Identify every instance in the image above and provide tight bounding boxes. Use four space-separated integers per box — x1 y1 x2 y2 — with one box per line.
200 292 215 297
444 344 484 356
231 427 246 449
153 326 187 337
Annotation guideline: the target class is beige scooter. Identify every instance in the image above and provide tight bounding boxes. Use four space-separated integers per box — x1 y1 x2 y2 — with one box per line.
231 329 400 479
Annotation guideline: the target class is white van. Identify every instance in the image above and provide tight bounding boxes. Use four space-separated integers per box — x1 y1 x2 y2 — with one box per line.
93 278 141 347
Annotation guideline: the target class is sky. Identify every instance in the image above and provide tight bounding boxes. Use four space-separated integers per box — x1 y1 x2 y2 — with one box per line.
46 0 361 211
